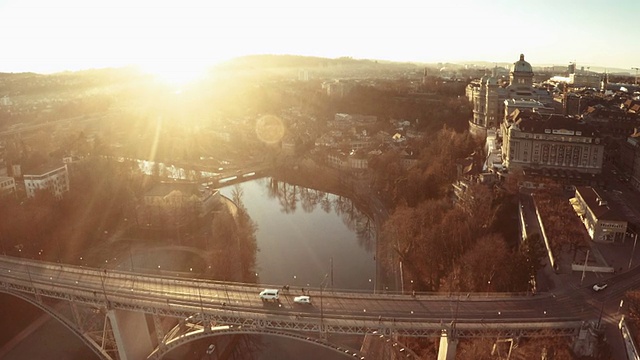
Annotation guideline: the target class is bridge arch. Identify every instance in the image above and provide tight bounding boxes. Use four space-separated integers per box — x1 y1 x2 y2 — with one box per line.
150 325 364 360
0 288 367 360
0 289 113 360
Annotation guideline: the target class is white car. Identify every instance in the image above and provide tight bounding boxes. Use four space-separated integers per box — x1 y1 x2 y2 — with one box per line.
293 295 311 304
592 283 608 292
259 289 280 301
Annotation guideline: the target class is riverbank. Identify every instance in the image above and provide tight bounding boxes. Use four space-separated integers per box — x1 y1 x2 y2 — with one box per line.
1 167 380 359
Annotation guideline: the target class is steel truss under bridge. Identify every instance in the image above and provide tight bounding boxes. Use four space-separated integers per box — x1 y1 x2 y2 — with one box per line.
0 255 590 359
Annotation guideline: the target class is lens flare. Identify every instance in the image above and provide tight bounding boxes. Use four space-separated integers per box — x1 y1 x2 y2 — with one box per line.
255 115 285 144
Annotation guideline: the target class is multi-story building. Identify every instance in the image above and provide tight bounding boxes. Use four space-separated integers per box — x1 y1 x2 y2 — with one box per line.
136 181 220 229
571 186 627 243
582 103 640 138
23 163 69 199
327 150 368 171
323 80 353 98
619 131 640 191
467 54 553 137
0 176 16 198
501 110 604 174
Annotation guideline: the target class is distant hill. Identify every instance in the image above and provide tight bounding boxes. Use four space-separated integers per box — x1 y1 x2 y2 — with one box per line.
215 54 421 71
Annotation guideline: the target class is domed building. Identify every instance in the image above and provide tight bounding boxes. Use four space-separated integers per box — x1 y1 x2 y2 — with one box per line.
466 54 553 137
507 54 535 96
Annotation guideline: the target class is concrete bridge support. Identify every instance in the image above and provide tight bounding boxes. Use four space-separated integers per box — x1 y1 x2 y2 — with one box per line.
437 331 458 360
107 309 155 360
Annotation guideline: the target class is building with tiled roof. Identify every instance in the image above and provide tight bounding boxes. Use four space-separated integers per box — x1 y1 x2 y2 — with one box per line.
571 186 627 243
619 129 640 191
582 103 640 138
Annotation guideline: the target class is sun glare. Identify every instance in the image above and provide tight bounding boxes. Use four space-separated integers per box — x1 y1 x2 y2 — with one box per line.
141 62 209 86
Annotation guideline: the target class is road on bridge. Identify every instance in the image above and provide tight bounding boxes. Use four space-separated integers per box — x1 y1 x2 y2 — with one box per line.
1 254 628 334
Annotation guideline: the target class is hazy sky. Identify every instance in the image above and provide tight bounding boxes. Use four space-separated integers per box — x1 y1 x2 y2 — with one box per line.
1 0 638 79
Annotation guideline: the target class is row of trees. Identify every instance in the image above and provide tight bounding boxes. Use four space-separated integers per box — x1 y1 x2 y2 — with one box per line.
209 185 258 282
373 128 546 293
379 185 545 293
534 183 589 260
369 127 481 207
0 158 134 263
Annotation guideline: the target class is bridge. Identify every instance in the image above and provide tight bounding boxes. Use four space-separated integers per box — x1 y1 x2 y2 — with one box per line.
0 255 614 360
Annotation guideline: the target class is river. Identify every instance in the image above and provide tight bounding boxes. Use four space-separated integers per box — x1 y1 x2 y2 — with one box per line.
0 177 378 359
219 177 376 291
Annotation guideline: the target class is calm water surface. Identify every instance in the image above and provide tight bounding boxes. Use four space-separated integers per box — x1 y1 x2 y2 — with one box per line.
219 177 376 291
1 177 376 360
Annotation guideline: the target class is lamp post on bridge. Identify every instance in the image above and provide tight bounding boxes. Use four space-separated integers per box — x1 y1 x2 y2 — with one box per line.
100 269 110 307
451 293 461 339
330 257 333 290
128 247 135 273
320 273 329 338
197 284 206 328
26 264 35 295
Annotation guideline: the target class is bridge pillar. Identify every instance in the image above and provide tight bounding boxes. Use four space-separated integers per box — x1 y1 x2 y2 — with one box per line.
107 309 155 360
437 331 458 360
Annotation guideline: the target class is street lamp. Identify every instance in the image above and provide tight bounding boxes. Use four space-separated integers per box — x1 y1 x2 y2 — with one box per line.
320 273 329 338
399 261 404 295
128 248 135 272
628 232 638 270
580 249 590 285
197 284 206 326
100 270 109 306
597 300 606 330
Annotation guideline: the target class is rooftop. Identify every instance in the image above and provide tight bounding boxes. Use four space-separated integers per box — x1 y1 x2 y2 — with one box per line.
575 186 625 222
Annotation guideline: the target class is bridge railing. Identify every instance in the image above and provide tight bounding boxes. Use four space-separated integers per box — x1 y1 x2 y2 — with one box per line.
1 254 585 340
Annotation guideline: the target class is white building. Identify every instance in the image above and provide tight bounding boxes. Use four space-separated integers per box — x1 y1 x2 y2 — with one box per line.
0 176 16 198
571 186 627 243
0 95 12 106
24 164 70 199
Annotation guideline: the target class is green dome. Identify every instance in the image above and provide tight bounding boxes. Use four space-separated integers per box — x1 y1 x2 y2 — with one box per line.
510 54 533 73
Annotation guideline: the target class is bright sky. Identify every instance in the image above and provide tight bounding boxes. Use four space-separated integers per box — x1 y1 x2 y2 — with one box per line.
1 0 638 79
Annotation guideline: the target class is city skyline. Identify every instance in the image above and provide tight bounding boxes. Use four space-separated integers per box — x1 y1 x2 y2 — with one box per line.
1 0 639 82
